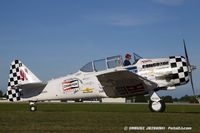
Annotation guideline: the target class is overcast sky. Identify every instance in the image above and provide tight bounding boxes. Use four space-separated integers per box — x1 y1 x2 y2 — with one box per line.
0 0 200 97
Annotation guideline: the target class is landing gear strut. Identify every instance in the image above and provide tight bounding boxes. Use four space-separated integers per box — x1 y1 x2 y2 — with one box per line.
149 92 166 112
29 101 37 112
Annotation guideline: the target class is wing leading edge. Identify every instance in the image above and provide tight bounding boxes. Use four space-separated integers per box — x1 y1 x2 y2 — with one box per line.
97 70 158 97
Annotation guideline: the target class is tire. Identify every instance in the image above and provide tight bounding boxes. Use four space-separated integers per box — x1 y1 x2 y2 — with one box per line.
149 100 166 112
30 105 37 112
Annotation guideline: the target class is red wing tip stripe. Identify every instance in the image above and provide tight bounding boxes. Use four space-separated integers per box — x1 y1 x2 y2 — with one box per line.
127 86 144 91
128 89 145 93
127 87 145 91
128 88 145 91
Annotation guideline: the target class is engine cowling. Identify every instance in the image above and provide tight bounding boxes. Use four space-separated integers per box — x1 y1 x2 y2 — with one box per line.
169 56 189 86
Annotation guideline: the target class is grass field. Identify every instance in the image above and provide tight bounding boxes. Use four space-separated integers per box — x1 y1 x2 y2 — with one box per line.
0 103 200 133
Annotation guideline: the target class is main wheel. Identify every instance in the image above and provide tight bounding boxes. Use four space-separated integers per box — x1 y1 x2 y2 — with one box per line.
30 105 37 112
149 100 165 112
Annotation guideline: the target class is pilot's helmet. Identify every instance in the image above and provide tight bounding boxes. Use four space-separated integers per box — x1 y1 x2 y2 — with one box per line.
125 53 132 59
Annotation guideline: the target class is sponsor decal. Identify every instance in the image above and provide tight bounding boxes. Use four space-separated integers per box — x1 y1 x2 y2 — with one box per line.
20 69 28 81
142 60 152 63
84 81 94 85
83 88 93 93
62 79 79 93
142 61 169 69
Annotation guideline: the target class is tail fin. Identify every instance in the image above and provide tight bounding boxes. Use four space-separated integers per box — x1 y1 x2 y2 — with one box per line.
7 60 41 101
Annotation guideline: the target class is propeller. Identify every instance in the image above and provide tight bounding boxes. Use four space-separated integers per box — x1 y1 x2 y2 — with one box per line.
183 39 199 102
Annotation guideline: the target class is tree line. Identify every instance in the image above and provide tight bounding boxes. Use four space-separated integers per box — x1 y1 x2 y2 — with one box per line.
0 89 199 103
128 95 199 103
0 90 7 98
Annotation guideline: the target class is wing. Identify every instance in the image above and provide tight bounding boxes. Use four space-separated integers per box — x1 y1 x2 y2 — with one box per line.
97 70 158 97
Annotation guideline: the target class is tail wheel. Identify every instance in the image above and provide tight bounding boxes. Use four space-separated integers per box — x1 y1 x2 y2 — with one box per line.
149 100 166 112
30 105 37 112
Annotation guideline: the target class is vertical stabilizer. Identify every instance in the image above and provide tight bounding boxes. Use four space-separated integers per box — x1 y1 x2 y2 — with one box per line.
7 60 41 101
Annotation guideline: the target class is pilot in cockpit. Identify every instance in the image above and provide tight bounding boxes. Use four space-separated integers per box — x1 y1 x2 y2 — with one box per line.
123 53 132 66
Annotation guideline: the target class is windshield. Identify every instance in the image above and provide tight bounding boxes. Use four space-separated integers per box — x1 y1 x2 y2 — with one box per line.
133 53 143 63
80 62 93 72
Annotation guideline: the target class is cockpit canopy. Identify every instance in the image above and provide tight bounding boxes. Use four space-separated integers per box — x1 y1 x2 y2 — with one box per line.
80 53 142 72
80 55 123 72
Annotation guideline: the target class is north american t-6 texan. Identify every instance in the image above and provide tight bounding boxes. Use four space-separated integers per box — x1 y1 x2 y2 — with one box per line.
6 40 199 112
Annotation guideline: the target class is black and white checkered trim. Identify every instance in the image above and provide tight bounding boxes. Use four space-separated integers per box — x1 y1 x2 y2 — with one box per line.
7 88 21 101
6 60 22 102
169 56 189 86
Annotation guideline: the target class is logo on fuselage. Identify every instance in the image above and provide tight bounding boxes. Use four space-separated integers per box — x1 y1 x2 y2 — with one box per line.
62 79 79 93
82 88 93 93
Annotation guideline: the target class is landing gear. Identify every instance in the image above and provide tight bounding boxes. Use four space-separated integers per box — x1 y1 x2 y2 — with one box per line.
29 101 37 112
149 100 165 112
149 92 166 112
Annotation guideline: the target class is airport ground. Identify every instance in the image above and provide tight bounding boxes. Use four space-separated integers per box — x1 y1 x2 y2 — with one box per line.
0 103 199 133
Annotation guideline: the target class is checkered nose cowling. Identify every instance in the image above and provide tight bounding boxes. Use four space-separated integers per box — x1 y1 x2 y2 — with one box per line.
169 56 189 86
6 60 22 102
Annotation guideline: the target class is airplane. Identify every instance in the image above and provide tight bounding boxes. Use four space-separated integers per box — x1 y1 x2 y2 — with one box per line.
6 40 199 112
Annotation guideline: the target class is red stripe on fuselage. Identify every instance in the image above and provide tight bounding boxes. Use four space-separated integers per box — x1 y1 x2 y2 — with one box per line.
126 84 145 93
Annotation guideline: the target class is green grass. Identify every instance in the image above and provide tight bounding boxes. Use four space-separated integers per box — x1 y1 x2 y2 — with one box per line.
0 103 200 133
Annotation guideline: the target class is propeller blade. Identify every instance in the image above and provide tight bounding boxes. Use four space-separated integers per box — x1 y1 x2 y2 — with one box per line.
183 39 190 66
183 39 199 102
190 72 196 97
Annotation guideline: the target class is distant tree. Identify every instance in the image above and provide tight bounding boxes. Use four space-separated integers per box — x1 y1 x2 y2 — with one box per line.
3 93 7 98
163 96 173 103
135 95 147 103
0 90 3 97
173 98 178 102
189 97 199 103
179 95 190 102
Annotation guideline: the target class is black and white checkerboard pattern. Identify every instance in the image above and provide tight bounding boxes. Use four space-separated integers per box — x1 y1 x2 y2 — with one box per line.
169 56 189 86
6 60 22 101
